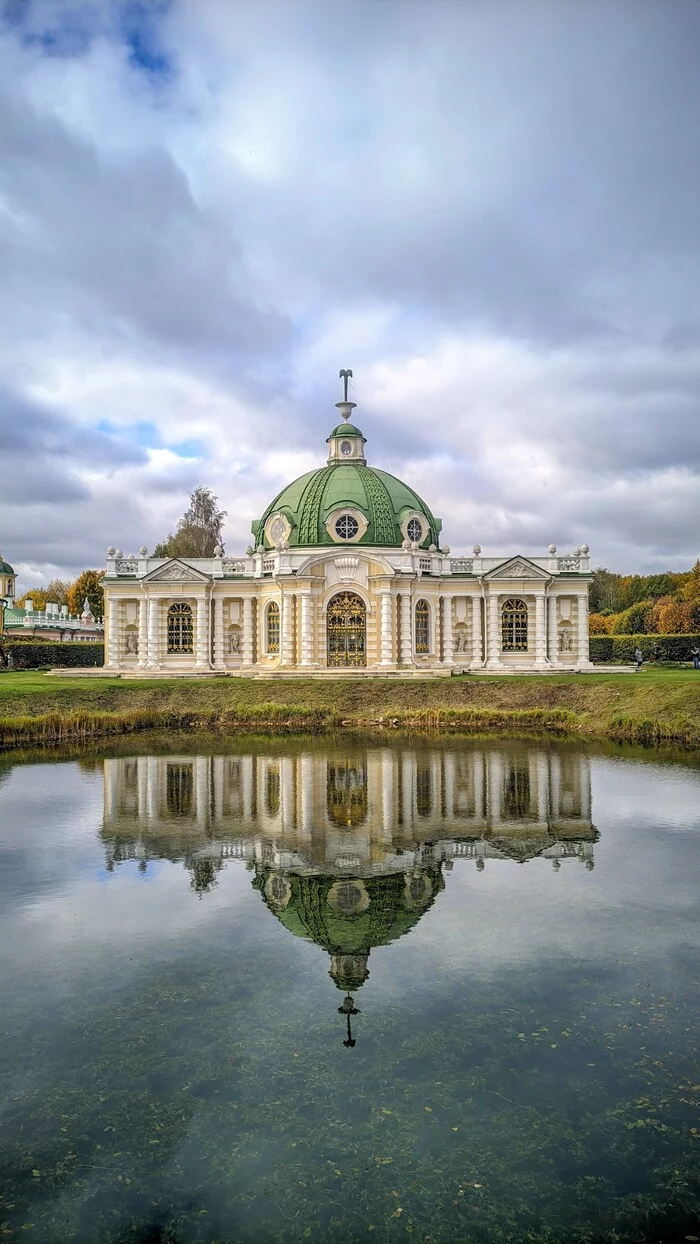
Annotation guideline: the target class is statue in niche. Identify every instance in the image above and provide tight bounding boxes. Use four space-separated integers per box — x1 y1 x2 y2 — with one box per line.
124 630 139 655
228 626 242 655
454 626 470 654
558 627 573 653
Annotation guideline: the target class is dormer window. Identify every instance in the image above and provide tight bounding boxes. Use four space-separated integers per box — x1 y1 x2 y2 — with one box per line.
407 517 423 542
335 514 359 540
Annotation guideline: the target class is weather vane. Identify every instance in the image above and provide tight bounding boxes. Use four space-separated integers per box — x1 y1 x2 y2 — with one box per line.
339 368 353 402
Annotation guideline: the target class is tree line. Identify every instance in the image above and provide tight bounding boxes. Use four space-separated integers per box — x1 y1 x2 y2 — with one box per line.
589 561 700 634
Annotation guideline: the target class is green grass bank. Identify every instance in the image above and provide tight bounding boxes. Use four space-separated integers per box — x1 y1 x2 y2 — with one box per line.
0 668 699 751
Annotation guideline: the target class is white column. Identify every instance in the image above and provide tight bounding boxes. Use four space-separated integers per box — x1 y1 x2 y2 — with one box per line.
146 597 159 668
300 592 313 666
242 596 254 667
106 597 119 667
442 594 454 666
213 596 225 670
281 592 294 664
534 591 547 667
400 593 412 665
380 590 393 666
577 592 590 666
548 592 559 664
471 595 483 667
137 596 148 667
487 593 500 666
195 595 209 668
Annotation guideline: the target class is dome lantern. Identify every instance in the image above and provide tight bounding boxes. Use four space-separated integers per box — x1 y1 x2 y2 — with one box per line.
327 368 367 464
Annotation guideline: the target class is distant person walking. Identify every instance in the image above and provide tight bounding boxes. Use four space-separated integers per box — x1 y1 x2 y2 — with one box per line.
652 642 662 663
691 645 700 670
634 646 643 671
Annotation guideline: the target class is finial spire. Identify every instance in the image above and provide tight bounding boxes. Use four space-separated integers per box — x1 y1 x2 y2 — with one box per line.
339 368 353 403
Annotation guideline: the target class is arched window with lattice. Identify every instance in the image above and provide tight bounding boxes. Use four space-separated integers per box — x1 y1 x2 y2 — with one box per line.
266 601 280 653
501 598 528 652
415 599 430 653
167 603 193 654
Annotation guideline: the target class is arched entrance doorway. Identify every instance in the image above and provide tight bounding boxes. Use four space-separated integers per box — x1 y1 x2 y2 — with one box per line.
327 592 366 667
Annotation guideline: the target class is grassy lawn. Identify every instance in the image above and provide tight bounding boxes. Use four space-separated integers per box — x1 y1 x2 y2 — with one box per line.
0 667 698 750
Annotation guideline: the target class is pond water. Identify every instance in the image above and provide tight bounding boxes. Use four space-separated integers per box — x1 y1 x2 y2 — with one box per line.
1 735 699 1244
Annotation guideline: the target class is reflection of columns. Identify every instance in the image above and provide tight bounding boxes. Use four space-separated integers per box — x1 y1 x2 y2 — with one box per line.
281 757 294 832
380 591 393 665
213 596 225 670
137 596 148 667
212 756 224 822
473 751 485 823
104 760 118 818
147 597 159 668
107 597 119 666
487 752 503 825
299 755 313 839
146 756 158 821
401 754 415 829
442 595 454 666
534 592 547 667
472 596 482 667
535 753 549 823
382 751 394 836
195 756 209 825
487 593 500 666
137 756 148 819
400 594 412 665
548 592 559 663
242 756 254 822
195 595 209 668
300 592 313 666
577 593 589 665
443 753 455 821
242 596 254 667
281 593 294 665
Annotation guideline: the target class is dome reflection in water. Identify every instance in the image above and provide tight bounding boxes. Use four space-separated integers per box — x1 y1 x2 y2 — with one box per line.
4 736 700 1244
101 744 597 1048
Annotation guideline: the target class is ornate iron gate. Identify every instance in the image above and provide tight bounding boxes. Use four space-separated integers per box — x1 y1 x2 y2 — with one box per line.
326 592 367 667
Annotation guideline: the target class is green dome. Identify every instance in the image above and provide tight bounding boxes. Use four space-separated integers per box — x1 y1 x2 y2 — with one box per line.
253 463 442 549
0 557 14 576
328 421 365 439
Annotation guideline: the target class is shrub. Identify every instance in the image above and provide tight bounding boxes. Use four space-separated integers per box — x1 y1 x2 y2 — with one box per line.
0 641 104 670
590 633 700 663
610 600 655 634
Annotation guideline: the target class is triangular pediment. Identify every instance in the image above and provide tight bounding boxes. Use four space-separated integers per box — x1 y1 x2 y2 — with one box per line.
485 556 548 581
143 558 211 584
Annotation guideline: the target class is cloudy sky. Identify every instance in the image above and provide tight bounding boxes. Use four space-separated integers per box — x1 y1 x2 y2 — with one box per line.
1 0 700 590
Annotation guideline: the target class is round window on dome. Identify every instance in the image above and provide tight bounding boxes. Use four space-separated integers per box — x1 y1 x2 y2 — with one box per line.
335 514 359 540
407 517 424 542
340 440 353 456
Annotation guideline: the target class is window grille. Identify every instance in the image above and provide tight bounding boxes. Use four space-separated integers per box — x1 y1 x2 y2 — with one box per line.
167 603 193 654
501 598 528 651
335 514 359 540
266 601 280 653
407 517 423 542
415 599 430 653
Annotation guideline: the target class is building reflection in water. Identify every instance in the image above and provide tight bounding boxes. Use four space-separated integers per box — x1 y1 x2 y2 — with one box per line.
101 745 597 1045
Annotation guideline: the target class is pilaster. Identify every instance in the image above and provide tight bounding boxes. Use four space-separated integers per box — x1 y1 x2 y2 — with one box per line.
213 596 225 670
442 594 454 666
400 593 412 665
242 596 254 666
547 592 559 664
486 592 501 668
577 592 590 666
300 592 314 666
534 591 547 667
379 590 393 666
137 595 148 667
471 595 483 667
146 597 160 668
195 595 210 668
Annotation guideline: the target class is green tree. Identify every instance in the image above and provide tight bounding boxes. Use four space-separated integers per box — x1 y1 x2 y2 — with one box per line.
610 599 655 634
153 486 227 559
589 568 625 614
67 569 105 619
